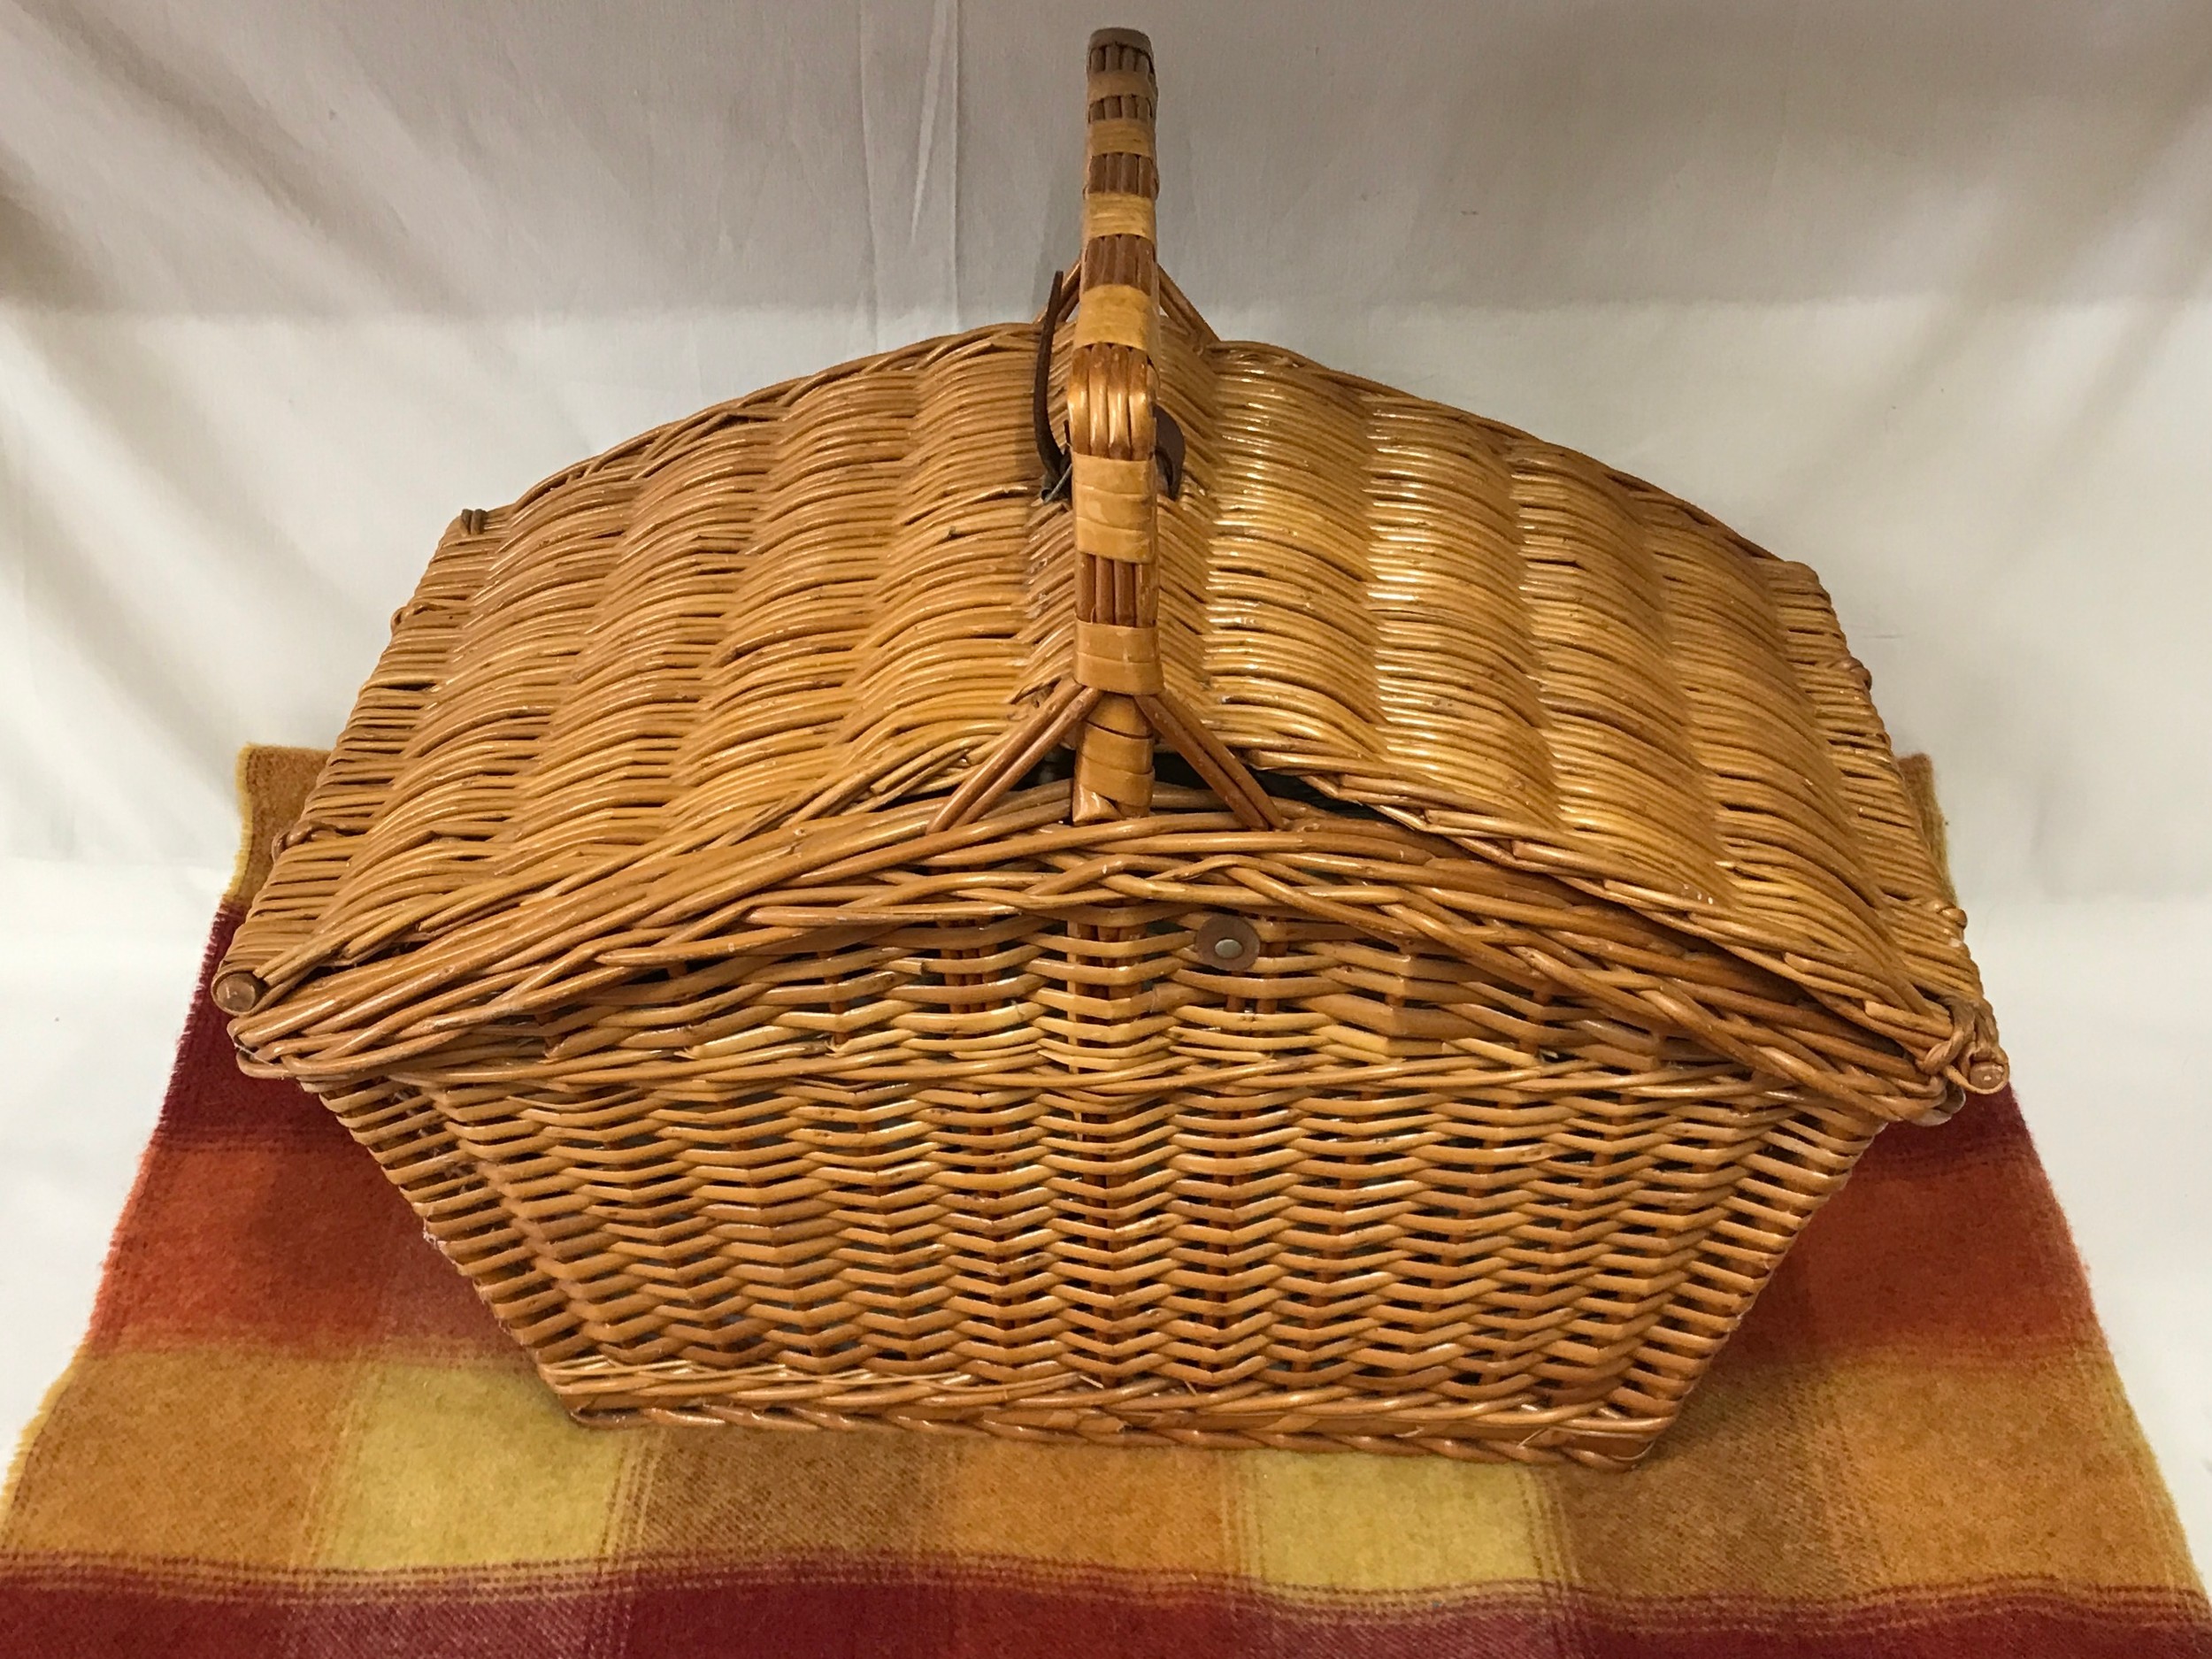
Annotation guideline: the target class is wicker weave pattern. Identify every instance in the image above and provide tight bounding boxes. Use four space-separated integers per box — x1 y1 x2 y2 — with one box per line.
217 29 2001 1463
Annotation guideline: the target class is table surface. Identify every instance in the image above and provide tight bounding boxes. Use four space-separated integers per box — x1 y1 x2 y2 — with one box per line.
4 856 2205 1584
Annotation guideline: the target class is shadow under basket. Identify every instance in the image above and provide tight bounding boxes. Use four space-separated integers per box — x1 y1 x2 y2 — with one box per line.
214 27 2005 1467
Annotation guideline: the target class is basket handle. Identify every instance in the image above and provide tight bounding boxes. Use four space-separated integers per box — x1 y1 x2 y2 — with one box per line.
1032 269 1184 503
928 29 1280 837
1066 26 1165 821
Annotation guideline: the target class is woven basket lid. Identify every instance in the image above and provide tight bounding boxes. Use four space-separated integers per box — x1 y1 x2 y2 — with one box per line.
218 29 2003 1117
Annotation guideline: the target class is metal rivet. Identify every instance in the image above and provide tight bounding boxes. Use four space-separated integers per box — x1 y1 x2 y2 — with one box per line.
1193 913 1261 967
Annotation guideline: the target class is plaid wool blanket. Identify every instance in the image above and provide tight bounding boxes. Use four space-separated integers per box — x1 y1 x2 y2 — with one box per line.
1 746 2205 1657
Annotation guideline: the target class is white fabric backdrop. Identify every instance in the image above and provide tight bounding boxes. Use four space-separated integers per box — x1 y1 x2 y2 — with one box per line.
5 0 2211 896
4 0 2209 1567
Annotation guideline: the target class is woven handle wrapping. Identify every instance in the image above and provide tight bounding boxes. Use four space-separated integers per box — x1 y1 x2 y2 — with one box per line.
1067 27 1163 821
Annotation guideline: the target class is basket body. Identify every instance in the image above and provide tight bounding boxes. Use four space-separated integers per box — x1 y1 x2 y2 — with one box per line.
268 814 1893 1465
218 32 2002 1465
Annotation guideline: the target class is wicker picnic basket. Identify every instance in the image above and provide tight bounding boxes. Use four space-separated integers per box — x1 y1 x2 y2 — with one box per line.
215 29 2006 1466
